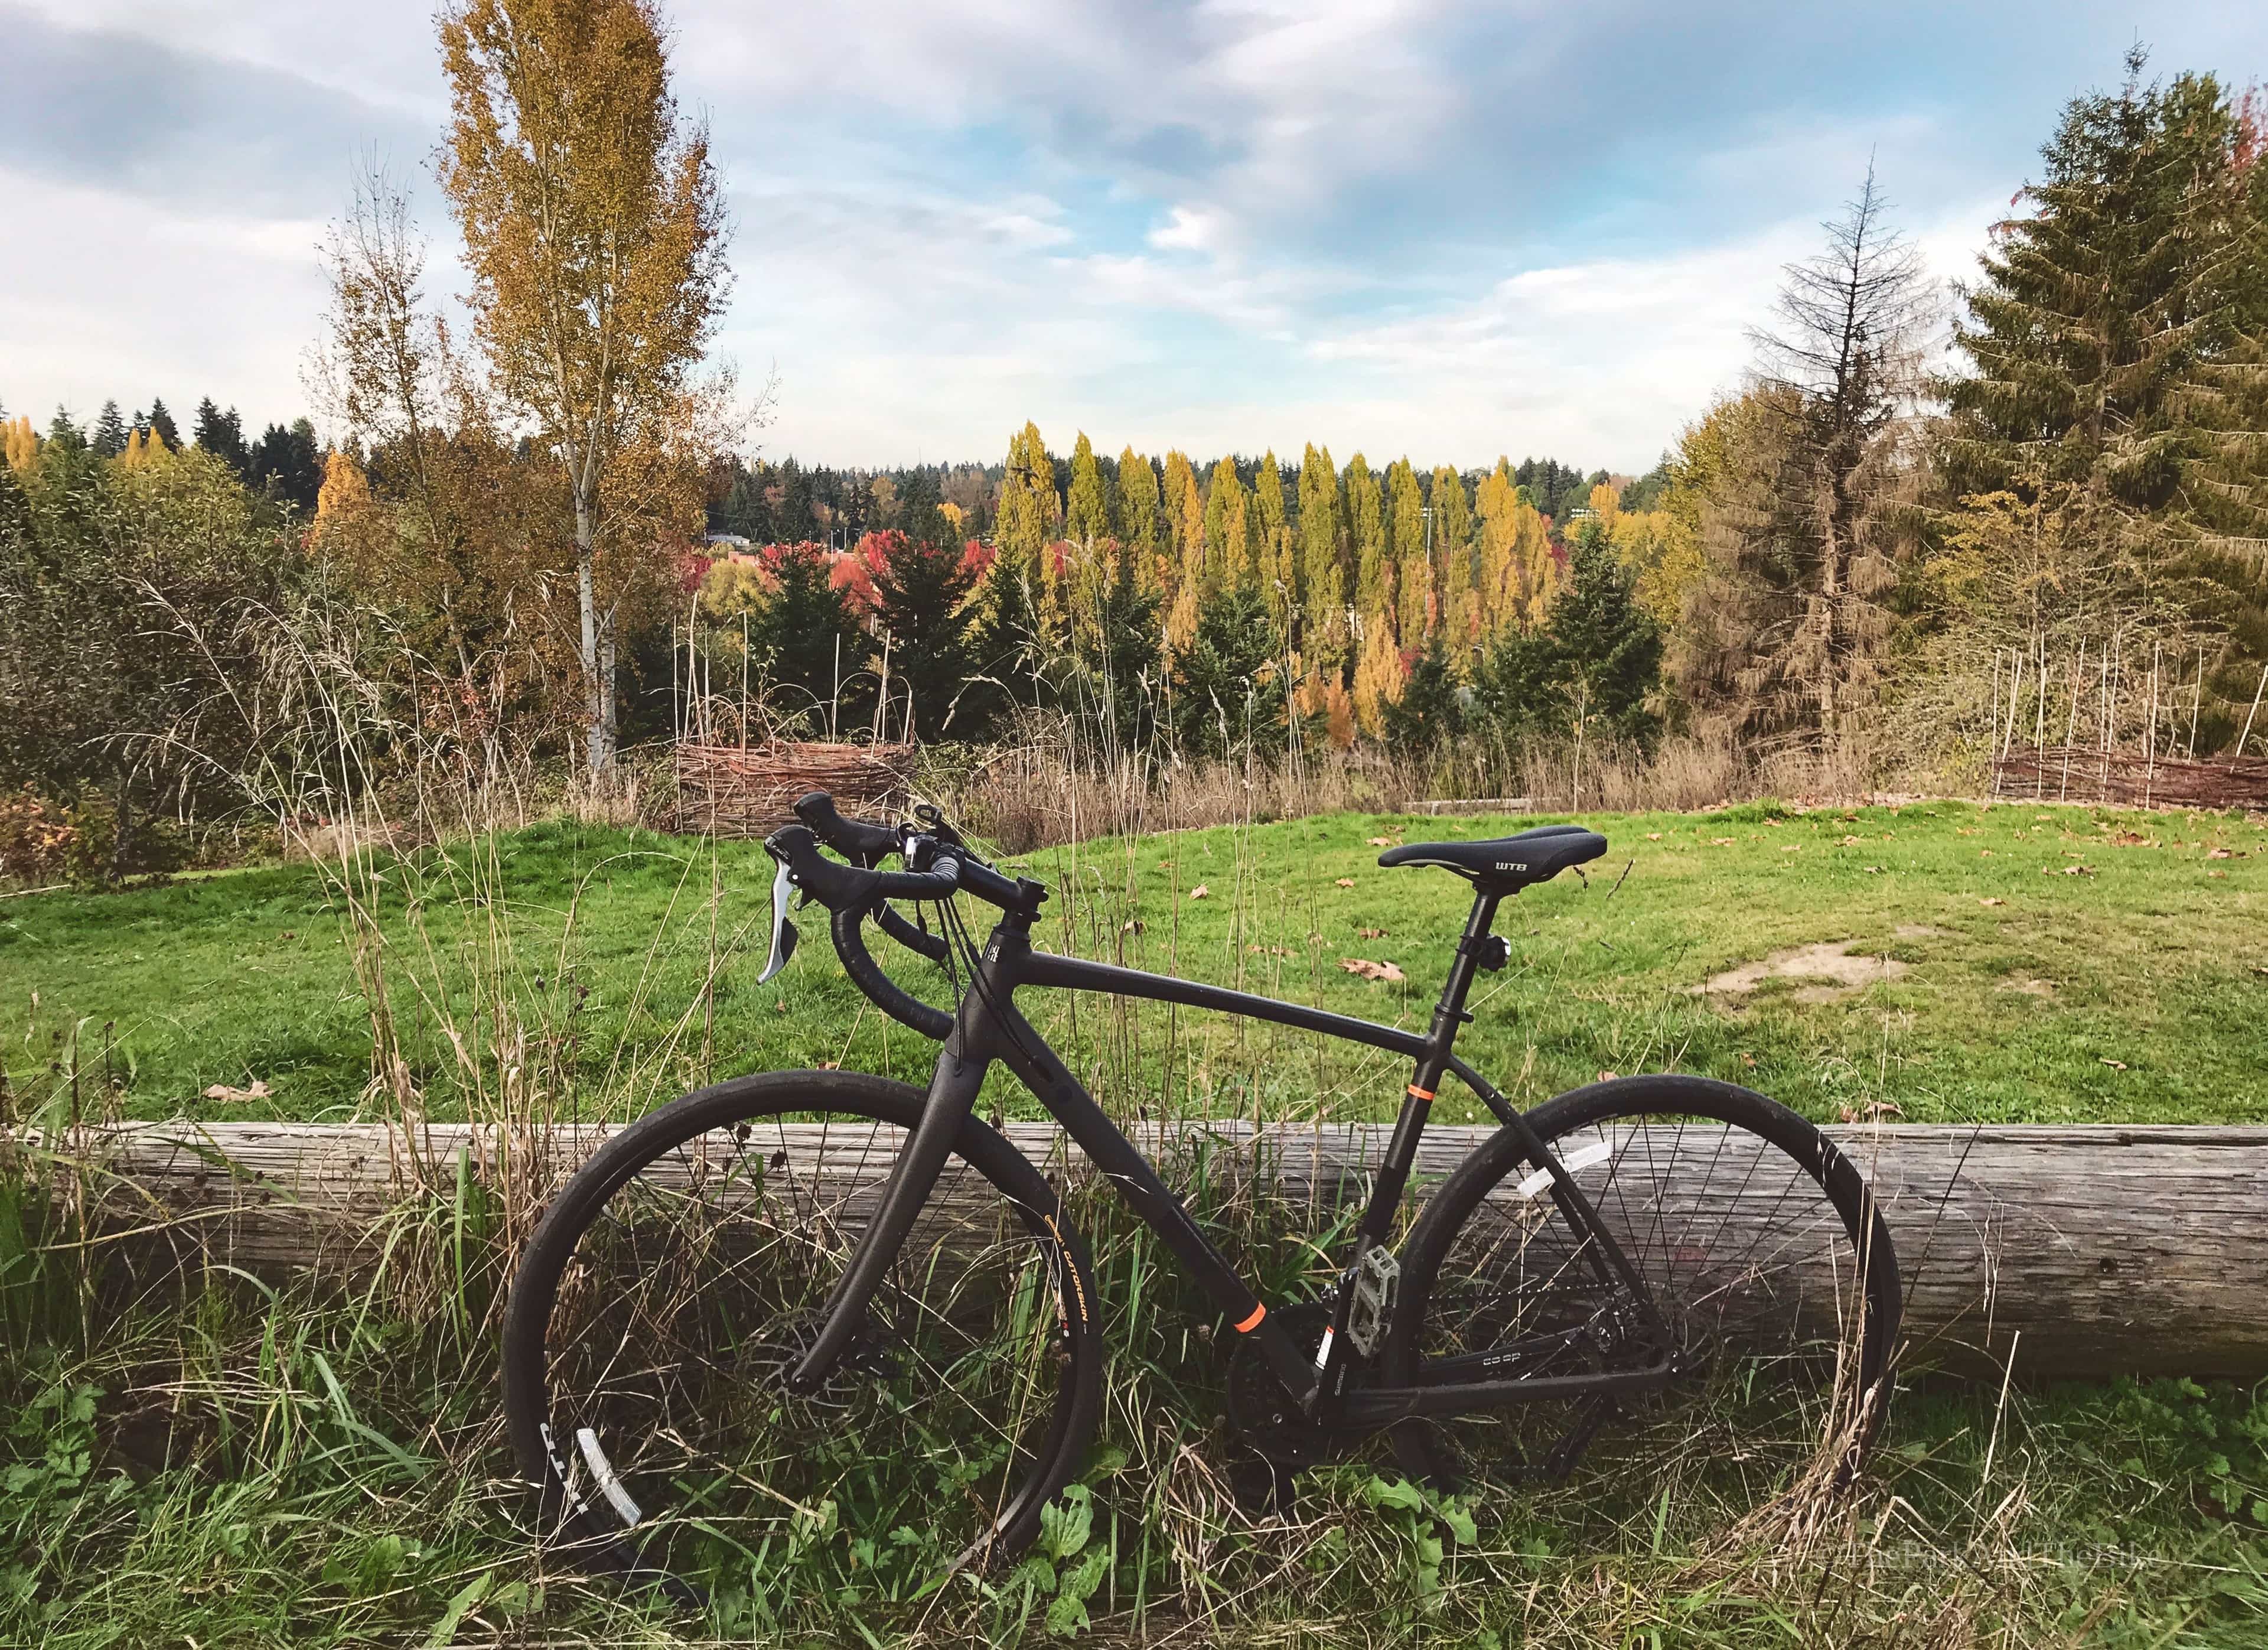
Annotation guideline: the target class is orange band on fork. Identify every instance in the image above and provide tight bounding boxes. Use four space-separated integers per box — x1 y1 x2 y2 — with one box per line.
1233 1302 1267 1333
1407 1084 1435 1102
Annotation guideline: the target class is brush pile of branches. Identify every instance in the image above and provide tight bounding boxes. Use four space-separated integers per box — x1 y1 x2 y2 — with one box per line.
670 738 916 838
1995 745 2268 810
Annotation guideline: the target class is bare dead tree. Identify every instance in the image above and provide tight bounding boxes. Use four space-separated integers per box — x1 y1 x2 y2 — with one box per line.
1725 164 1937 750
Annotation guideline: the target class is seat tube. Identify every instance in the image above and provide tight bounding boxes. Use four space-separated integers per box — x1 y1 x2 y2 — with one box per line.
1358 888 1498 1241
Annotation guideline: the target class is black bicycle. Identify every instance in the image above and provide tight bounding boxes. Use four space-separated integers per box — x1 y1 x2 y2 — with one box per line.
503 793 1899 1602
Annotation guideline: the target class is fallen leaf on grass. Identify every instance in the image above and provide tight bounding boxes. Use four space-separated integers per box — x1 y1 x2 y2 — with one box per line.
1645 832 1663 841
1980 897 2006 907
1246 943 1298 957
1189 884 1209 899
2111 831 2156 847
1123 919 1145 933
1839 835 1865 847
2100 1057 2127 1070
1335 877 1355 887
2208 847 2234 860
1862 865 1885 873
1366 836 1399 847
1339 957 1405 983
1711 838 1735 847
1596 1070 1619 1082
1781 844 1802 853
817 1060 840 1070
201 1079 272 1104
1837 1101 1905 1124
1357 926 1388 938
2209 869 2228 878
2049 863 2094 876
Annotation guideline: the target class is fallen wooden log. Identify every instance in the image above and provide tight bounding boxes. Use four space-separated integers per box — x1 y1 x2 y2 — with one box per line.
19 1120 2267 1379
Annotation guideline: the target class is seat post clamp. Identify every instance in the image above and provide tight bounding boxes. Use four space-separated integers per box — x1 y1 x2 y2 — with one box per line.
1461 935 1512 972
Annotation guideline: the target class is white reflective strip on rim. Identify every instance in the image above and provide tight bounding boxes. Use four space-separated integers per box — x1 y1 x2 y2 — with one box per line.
1516 1138 1616 1199
575 1427 643 1528
1313 1326 1336 1369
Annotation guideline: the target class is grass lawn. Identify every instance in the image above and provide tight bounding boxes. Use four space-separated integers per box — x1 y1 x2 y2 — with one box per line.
3 796 2264 1128
7 798 2268 1646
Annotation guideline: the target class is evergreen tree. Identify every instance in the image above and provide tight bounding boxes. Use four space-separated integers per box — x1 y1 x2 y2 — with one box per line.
869 473 982 739
191 398 250 477
91 401 129 459
1382 636 1464 754
1549 522 1663 750
1169 586 1283 759
248 418 324 510
1114 446 1161 584
755 541 873 731
964 562 1051 731
768 457 814 541
45 408 87 455
1947 52 2249 519
1065 431 1109 546
145 398 180 450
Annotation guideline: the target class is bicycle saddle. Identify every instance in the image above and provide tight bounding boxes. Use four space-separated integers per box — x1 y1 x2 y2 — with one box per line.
1377 823 1608 893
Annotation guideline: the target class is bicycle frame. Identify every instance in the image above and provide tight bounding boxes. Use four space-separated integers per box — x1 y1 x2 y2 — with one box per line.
788 893 1675 1427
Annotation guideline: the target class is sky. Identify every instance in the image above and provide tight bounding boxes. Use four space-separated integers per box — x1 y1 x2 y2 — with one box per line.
2 2 2264 474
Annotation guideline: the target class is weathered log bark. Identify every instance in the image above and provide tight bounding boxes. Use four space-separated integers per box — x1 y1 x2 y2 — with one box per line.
21 1120 2267 1379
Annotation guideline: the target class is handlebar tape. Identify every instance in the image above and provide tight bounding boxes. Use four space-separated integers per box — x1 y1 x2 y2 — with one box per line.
830 902 953 1039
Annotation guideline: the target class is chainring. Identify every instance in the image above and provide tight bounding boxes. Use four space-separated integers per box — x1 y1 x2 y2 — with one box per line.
1225 1302 1347 1467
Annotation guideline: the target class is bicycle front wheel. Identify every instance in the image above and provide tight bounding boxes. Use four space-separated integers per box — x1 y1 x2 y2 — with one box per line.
501 1069 1102 1605
1384 1075 1899 1528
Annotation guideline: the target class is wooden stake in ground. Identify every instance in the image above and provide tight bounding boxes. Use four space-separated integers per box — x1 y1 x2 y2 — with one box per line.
2234 663 2267 770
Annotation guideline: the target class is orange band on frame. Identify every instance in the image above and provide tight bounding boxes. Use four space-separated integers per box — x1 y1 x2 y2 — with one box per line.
1407 1085 1435 1102
1233 1302 1267 1333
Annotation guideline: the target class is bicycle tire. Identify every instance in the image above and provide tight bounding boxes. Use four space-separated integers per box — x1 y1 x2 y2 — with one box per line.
1382 1075 1899 1515
502 1069 1103 1601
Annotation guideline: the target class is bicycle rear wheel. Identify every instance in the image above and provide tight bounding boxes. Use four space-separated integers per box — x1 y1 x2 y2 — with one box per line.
501 1069 1102 1603
1383 1075 1898 1527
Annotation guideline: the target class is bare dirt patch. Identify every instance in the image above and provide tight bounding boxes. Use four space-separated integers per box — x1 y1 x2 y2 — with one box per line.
1693 940 1910 1003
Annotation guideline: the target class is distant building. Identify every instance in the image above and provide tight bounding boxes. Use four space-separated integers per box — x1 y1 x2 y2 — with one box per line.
705 532 751 549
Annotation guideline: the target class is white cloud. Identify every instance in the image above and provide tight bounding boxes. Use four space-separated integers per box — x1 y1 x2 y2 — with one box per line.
0 169 330 426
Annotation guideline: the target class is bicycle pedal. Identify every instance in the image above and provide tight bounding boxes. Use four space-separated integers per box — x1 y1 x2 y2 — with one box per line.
1344 1244 1400 1359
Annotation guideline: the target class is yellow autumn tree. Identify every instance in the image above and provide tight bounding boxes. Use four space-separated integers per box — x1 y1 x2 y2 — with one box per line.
1162 451 1204 608
312 448 374 539
4 416 41 471
438 0 729 781
1350 616 1405 735
1595 479 1697 627
1475 459 1562 633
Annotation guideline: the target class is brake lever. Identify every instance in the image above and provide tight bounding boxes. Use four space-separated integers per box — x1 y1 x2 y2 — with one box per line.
757 857 800 984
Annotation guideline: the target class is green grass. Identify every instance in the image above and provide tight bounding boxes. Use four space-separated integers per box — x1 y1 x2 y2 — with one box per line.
4 798 2264 1128
5 798 2267 1645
